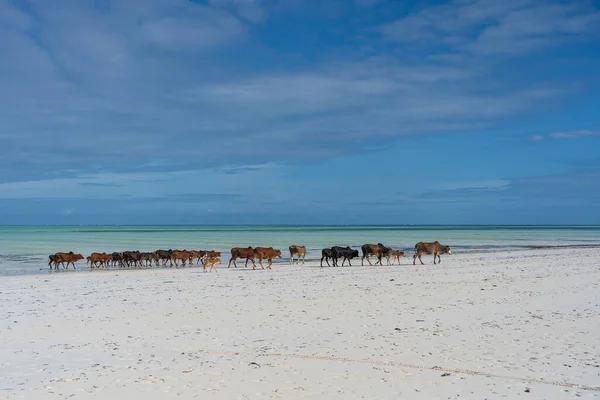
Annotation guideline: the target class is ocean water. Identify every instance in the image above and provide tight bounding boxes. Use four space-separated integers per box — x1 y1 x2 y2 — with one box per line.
0 225 599 276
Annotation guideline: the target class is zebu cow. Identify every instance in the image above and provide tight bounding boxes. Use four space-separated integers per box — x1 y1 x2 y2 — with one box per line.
413 241 452 265
170 250 192 267
386 248 405 265
89 252 111 268
189 250 207 265
203 257 220 272
361 243 390 266
228 247 256 268
52 252 84 269
254 247 282 270
289 245 306 265
122 251 141 268
332 246 359 266
155 250 173 267
320 248 339 267
111 252 123 267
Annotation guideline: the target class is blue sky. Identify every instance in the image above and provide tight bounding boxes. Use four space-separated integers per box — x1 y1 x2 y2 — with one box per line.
1 0 599 225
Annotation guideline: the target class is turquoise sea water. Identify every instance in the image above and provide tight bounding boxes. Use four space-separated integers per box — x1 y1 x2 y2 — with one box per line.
1 225 599 276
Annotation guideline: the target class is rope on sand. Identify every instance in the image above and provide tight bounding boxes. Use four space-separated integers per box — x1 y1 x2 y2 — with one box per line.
195 348 600 392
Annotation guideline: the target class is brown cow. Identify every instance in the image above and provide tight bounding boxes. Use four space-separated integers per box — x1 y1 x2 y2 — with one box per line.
386 248 405 265
413 241 452 265
171 250 192 267
228 247 256 268
53 252 84 269
189 250 207 265
254 247 282 270
289 245 306 265
203 257 220 272
89 252 111 268
361 243 390 266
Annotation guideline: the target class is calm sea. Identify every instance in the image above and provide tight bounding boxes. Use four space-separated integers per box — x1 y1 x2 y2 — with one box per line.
1 225 599 276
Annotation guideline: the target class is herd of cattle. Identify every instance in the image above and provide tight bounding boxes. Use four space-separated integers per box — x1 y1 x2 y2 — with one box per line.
47 241 452 271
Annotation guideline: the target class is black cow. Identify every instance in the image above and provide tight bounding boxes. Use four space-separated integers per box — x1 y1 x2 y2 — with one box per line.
111 252 123 267
122 251 141 267
320 248 340 267
155 250 173 267
332 246 359 266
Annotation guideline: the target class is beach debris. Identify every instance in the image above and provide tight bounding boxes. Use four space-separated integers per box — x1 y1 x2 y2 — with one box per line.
525 388 531 393
248 362 261 368
394 328 401 331
390 279 395 281
441 373 451 377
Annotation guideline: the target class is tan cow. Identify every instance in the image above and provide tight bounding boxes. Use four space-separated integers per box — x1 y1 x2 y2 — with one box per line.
289 245 306 264
254 247 282 270
228 247 256 268
413 241 452 265
386 248 405 265
203 257 220 272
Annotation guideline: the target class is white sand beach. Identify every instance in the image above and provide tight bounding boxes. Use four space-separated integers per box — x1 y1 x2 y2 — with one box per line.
1 247 599 399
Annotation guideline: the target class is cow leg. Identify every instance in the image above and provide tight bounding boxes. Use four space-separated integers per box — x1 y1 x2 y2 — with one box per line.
367 255 373 266
348 259 352 266
418 254 424 265
259 258 265 269
320 256 324 267
268 258 272 269
437 254 442 264
433 253 437 265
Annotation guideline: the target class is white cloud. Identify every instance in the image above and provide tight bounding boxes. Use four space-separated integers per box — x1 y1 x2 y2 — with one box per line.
531 130 600 141
381 0 600 55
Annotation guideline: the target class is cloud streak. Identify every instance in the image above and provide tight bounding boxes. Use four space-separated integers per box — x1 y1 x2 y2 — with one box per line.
531 130 600 142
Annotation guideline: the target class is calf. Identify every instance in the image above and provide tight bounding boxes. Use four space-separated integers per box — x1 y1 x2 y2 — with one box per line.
386 248 405 265
203 257 220 273
228 247 256 268
48 254 57 269
413 241 452 265
289 245 306 265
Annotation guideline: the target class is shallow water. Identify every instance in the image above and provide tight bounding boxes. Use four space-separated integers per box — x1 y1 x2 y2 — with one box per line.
1 225 599 276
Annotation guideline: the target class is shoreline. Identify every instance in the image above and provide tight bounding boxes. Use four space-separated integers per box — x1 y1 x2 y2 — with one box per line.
2 242 600 278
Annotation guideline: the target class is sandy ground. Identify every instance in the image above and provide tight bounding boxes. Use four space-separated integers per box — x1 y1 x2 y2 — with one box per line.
1 248 599 399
